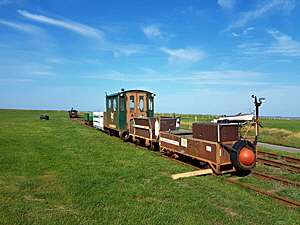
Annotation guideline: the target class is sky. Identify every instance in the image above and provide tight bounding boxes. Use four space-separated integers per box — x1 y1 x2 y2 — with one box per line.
0 0 300 117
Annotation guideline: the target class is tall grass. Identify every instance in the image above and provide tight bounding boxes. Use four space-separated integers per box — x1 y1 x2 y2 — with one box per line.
0 110 299 224
262 127 300 139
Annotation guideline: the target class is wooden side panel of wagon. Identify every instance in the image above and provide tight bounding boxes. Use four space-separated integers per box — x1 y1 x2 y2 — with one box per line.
160 131 236 174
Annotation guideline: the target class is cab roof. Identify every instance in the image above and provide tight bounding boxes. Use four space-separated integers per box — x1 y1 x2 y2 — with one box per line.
106 89 154 98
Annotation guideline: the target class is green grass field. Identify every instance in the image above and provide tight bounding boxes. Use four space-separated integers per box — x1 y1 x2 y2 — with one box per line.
0 110 299 224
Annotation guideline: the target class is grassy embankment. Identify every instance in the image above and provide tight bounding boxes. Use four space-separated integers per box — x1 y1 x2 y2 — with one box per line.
0 109 299 224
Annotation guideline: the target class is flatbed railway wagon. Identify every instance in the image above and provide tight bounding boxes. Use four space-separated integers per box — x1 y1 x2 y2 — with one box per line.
160 123 256 174
129 116 180 150
159 95 265 175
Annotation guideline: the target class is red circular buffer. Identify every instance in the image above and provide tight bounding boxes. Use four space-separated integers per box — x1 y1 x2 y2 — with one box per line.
239 148 255 166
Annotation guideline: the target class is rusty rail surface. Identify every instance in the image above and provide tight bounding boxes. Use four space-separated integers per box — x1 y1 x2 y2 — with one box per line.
225 178 300 207
70 117 85 125
258 150 300 164
146 150 300 207
257 157 300 172
130 143 202 170
252 171 300 188
143 145 300 207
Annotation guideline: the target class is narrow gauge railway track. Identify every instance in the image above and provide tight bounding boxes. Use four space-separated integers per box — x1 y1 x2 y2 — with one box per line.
258 150 300 164
72 118 300 207
70 117 85 125
257 151 300 172
257 157 300 172
252 171 300 188
225 177 300 207
131 142 300 207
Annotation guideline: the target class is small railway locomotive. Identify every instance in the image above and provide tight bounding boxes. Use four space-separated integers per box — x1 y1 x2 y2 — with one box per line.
68 108 78 118
104 89 155 139
90 89 264 175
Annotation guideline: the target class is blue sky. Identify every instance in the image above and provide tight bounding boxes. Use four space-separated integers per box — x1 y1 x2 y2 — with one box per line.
1 0 299 117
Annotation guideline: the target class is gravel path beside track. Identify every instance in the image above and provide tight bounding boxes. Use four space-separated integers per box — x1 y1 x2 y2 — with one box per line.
258 142 300 153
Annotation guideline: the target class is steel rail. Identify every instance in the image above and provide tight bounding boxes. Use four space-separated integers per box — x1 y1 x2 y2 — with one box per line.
145 148 300 207
70 117 86 125
258 150 300 164
225 178 300 207
257 157 300 172
252 171 300 188
130 143 201 170
139 144 300 207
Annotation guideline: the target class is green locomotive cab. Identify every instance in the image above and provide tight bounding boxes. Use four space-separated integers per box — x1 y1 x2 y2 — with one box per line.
104 89 155 139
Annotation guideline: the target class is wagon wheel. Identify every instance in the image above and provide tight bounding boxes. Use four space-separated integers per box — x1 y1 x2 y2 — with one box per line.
165 150 173 157
147 142 155 151
105 129 113 136
134 138 141 146
120 131 130 141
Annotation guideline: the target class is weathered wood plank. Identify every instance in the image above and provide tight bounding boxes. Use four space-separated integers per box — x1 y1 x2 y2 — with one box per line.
171 169 213 180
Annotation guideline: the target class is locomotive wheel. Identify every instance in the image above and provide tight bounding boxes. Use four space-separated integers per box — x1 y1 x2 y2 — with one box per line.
105 129 112 136
165 150 173 157
120 131 130 141
147 142 156 151
230 140 256 171
134 138 141 146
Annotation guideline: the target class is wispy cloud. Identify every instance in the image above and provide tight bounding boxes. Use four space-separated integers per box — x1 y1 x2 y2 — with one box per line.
160 47 205 64
237 42 265 54
0 20 44 35
46 58 74 64
186 70 268 86
142 24 174 41
17 10 105 39
179 6 207 18
16 10 148 57
238 30 300 56
0 0 12 6
190 70 262 80
85 70 136 82
87 69 268 86
224 0 296 32
218 0 235 12
266 30 300 56
0 78 34 85
231 27 255 37
113 44 145 57
142 24 163 39
22 63 57 78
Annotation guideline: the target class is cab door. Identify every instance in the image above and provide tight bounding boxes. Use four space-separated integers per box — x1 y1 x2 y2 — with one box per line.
126 91 148 128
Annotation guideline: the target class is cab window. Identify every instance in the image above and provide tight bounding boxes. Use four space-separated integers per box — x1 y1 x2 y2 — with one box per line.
148 98 153 111
130 96 134 111
113 98 117 109
139 96 144 112
120 97 125 111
